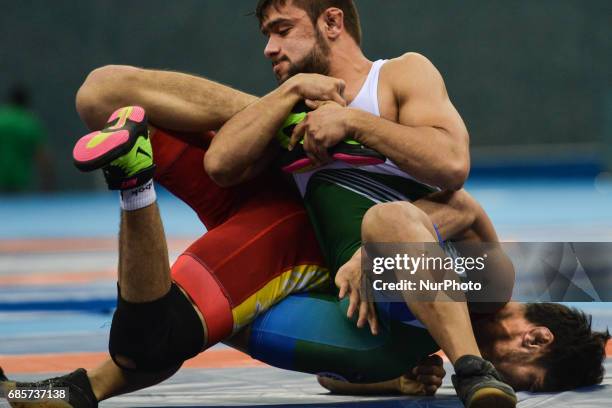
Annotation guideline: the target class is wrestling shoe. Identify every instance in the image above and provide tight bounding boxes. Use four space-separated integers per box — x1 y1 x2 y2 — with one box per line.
277 143 319 173
276 103 316 173
276 101 386 173
0 368 97 408
451 355 517 408
330 139 386 167
73 106 155 190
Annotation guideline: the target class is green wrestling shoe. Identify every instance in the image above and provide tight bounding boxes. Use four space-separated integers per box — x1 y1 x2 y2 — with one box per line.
0 368 97 408
72 106 155 190
452 355 517 408
276 101 386 173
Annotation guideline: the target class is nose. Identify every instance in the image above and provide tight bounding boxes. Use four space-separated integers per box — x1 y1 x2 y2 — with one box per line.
264 36 280 59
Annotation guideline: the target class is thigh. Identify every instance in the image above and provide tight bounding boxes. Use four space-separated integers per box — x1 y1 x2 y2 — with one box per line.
171 182 329 346
248 292 439 383
304 169 435 276
152 128 245 229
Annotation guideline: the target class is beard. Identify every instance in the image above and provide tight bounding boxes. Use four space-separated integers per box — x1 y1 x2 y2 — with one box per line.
277 29 331 83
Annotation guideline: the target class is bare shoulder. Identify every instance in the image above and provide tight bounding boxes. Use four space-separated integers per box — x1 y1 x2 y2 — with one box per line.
386 52 437 72
382 53 446 99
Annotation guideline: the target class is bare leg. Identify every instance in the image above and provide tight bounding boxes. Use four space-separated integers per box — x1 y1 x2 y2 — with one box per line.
117 204 170 303
0 202 189 405
415 190 514 311
94 202 184 394
321 190 512 397
76 65 257 132
78 121 204 399
361 201 481 365
2 74 242 406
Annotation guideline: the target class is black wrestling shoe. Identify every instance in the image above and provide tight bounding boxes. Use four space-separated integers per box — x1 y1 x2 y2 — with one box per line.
0 368 97 408
451 355 517 408
0 367 7 381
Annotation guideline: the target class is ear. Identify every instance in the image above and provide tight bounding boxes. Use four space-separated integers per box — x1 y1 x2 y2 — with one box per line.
523 326 554 351
321 8 344 40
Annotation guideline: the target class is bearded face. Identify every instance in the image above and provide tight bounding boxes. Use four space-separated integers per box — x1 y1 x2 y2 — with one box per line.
281 28 331 83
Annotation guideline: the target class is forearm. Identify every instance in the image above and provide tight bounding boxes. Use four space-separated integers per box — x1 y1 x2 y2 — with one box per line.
348 110 469 190
412 191 477 240
76 65 256 131
205 82 300 185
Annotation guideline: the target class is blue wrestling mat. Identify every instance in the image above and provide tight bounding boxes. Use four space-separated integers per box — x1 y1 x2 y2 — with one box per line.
1 178 611 407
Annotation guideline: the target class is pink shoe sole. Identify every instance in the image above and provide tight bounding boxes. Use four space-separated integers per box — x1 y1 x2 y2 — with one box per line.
72 106 146 171
281 158 313 173
332 153 385 166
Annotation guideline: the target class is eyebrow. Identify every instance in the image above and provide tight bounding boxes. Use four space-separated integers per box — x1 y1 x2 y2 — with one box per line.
261 17 292 35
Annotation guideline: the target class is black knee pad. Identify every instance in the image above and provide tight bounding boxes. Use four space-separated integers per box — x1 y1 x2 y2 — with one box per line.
109 283 205 372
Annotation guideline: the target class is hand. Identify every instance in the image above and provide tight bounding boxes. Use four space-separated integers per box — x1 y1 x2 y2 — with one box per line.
289 101 351 166
287 73 346 106
335 248 379 335
402 354 446 395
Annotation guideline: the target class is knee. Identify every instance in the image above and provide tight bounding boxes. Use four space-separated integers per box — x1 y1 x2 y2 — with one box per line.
108 283 205 372
362 202 430 240
76 65 138 129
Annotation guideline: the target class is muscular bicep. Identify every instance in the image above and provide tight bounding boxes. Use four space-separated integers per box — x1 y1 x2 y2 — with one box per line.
393 54 468 138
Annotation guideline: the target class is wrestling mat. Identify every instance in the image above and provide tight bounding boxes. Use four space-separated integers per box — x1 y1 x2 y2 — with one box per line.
2 179 611 407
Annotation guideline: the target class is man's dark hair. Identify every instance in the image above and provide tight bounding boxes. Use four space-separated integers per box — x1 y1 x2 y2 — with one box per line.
525 303 610 391
256 0 362 45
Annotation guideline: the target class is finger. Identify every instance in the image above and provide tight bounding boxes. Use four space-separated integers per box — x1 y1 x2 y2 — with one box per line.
414 364 446 378
306 151 321 167
336 79 346 99
308 133 328 165
303 133 324 166
347 289 359 319
416 374 443 384
424 385 438 395
305 99 323 110
337 281 348 299
302 132 315 161
367 304 379 335
331 91 346 107
416 375 443 387
414 365 436 375
357 300 368 328
289 120 307 151
419 356 445 377
426 354 444 366
315 137 333 163
317 146 333 163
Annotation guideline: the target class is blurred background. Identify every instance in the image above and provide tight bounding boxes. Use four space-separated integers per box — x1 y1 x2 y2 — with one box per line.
1 0 611 191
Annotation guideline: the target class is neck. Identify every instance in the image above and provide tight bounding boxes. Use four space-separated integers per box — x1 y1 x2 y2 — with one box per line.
328 39 371 100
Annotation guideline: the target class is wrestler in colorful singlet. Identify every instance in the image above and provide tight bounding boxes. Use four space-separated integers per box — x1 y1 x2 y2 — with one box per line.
149 124 440 383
